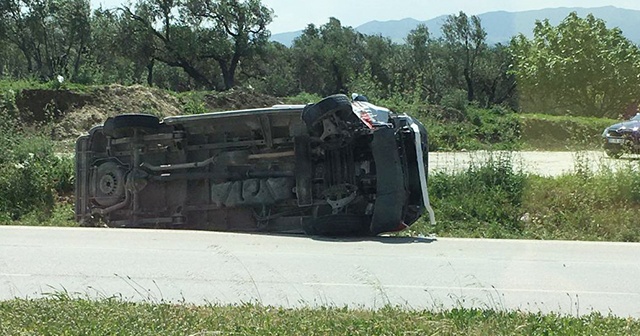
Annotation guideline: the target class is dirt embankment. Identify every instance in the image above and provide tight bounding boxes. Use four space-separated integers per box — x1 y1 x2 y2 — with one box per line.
12 85 281 139
14 85 183 139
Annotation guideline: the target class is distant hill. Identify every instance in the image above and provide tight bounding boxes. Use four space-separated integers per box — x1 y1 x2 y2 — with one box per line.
271 6 640 46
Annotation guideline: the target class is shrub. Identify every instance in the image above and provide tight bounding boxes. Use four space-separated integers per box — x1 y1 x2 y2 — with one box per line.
440 89 469 112
282 92 323 105
0 113 74 222
423 152 527 238
408 154 640 242
519 114 615 150
522 164 640 242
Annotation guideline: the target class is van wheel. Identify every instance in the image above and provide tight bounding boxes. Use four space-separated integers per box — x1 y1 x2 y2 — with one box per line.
103 114 160 138
302 94 353 129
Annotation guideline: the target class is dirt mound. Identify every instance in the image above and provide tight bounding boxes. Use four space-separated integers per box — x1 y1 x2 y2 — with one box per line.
202 88 282 111
51 85 183 139
14 85 282 140
15 89 92 123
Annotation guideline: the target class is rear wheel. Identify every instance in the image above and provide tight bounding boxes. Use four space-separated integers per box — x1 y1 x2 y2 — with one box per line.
103 114 160 138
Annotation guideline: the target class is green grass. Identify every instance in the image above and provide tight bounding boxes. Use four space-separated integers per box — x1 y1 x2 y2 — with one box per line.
519 163 640 242
377 100 522 151
377 97 616 152
519 113 616 150
0 101 75 224
424 153 527 239
282 91 323 105
0 78 97 93
408 153 640 242
7 202 77 227
1 296 638 335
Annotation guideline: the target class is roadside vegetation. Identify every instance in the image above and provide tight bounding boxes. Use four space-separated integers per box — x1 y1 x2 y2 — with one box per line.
410 153 640 242
0 94 74 225
519 114 617 150
1 295 638 335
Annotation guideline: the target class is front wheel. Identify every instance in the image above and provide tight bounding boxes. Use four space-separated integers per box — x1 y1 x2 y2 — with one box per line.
302 95 359 149
301 94 353 130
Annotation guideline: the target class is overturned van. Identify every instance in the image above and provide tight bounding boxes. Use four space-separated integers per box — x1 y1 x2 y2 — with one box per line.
75 94 435 236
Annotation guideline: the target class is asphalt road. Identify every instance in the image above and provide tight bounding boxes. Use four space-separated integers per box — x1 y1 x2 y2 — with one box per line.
429 150 639 176
2 226 639 317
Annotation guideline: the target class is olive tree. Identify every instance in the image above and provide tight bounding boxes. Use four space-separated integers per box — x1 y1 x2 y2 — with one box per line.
442 11 487 102
510 12 640 117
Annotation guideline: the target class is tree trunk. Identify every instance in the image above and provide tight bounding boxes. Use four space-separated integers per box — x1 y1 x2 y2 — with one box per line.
221 67 234 90
146 59 154 87
332 62 344 94
72 39 86 80
172 59 215 90
219 53 241 91
464 68 474 101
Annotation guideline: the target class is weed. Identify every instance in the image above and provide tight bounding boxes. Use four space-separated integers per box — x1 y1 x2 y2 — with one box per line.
410 153 640 242
282 92 323 105
177 91 210 114
519 113 615 150
521 164 640 241
0 297 637 335
0 108 74 223
418 152 527 239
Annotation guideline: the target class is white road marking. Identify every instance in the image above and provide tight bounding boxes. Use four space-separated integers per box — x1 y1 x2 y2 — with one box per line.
303 282 640 296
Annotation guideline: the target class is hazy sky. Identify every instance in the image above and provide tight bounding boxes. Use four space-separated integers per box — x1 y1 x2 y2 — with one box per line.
90 0 640 33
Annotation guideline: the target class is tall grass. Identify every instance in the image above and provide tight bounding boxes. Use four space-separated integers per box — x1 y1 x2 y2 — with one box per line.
519 113 616 150
0 97 74 224
417 152 527 238
0 296 637 335
376 98 521 151
522 162 640 242
412 153 640 242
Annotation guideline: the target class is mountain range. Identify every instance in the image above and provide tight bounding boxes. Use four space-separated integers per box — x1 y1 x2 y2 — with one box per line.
271 6 640 46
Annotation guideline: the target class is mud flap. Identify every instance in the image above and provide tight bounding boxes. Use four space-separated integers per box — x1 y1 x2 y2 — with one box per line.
294 135 313 206
371 127 406 234
74 135 91 225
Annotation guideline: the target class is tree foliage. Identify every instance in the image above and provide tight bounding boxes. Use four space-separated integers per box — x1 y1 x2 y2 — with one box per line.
442 11 487 102
121 0 272 90
291 18 365 96
4 4 637 118
0 0 91 80
0 2 519 107
510 12 640 117
402 24 441 101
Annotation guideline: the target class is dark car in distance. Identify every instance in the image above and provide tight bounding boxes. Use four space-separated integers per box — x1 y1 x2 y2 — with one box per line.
75 94 435 236
602 113 640 158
